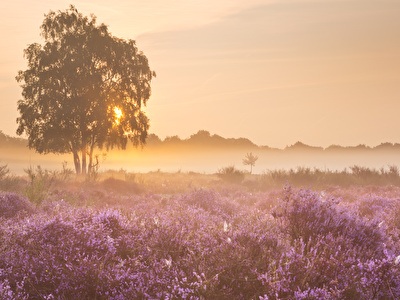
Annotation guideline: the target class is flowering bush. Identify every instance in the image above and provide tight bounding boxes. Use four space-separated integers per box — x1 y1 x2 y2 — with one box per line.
273 187 387 256
1 186 400 299
0 192 34 219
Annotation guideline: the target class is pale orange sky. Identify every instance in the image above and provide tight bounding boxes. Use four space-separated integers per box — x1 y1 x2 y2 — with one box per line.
1 0 400 148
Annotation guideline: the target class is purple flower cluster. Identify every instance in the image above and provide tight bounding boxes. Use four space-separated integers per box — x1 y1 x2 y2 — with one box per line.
0 187 400 299
0 192 34 219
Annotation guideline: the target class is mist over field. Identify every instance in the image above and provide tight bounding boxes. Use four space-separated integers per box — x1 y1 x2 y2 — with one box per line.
2 130 400 175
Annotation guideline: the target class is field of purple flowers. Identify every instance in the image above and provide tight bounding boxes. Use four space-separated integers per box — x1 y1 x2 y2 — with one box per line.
1 171 400 299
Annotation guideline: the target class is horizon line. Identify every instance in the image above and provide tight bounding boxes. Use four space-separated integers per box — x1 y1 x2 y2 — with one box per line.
2 129 399 152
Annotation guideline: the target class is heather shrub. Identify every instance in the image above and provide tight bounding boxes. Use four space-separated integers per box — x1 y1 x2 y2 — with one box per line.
1 185 400 299
259 186 400 299
356 195 397 221
201 212 282 299
182 188 218 209
273 187 386 256
101 177 141 194
259 236 348 299
0 192 34 219
182 189 238 217
258 233 400 299
137 204 222 260
0 280 16 300
381 201 400 246
351 256 400 299
0 209 143 299
0 202 221 299
124 204 226 298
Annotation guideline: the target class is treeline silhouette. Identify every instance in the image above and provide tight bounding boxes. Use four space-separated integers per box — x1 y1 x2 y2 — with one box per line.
149 131 400 152
3 129 400 152
0 131 27 148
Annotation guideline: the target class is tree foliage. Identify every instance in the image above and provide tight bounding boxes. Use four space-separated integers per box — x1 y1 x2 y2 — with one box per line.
243 152 258 174
16 5 155 175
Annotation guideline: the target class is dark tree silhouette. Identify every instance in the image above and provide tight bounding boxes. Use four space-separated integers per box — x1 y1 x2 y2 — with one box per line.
16 5 154 175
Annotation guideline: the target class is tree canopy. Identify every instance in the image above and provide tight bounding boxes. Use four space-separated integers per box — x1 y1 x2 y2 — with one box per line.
243 152 258 174
16 5 155 175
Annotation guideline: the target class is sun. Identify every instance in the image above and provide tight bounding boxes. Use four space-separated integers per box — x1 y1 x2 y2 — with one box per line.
113 106 123 125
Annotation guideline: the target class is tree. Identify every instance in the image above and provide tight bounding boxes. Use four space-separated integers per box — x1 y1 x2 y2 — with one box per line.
243 152 258 174
16 5 155 175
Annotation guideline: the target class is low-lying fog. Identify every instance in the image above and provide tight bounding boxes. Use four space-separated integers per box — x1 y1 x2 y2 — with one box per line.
2 144 400 175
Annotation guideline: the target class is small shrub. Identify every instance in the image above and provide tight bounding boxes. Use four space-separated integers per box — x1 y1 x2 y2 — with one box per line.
203 213 281 299
24 166 55 205
183 189 219 210
272 186 387 256
101 177 141 194
0 175 25 193
350 165 382 185
0 164 24 192
58 161 74 181
183 189 238 216
217 166 245 184
0 164 9 180
0 192 34 219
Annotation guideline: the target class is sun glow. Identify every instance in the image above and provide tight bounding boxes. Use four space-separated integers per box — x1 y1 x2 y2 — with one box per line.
113 107 123 125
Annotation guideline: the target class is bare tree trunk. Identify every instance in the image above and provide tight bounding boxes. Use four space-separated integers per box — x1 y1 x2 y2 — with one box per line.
88 153 92 176
73 151 81 174
88 141 95 176
81 143 87 175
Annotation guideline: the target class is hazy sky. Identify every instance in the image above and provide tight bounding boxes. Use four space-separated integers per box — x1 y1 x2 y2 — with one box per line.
1 0 400 148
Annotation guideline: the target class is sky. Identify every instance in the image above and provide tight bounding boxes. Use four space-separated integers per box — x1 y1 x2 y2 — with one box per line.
1 0 400 149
